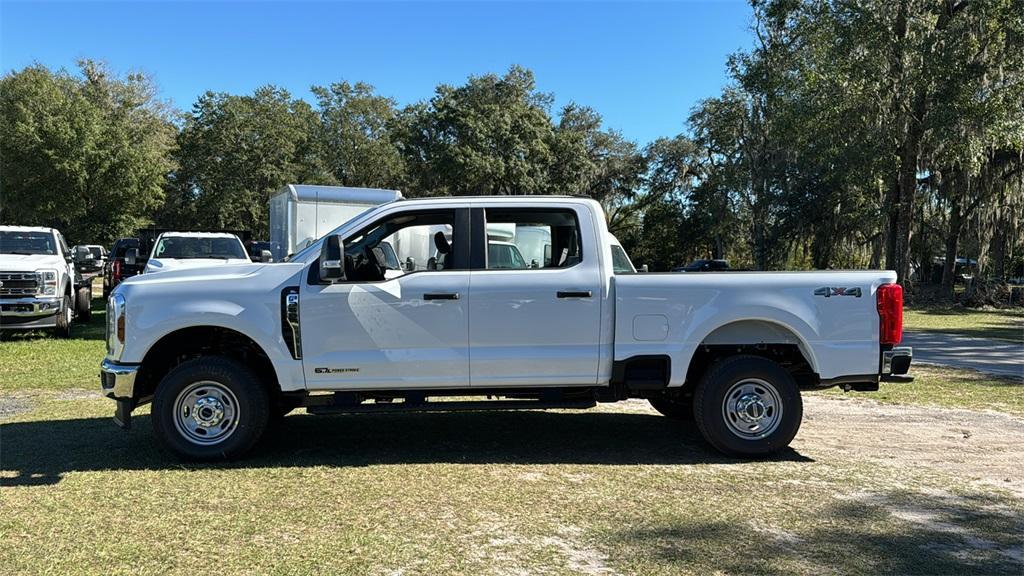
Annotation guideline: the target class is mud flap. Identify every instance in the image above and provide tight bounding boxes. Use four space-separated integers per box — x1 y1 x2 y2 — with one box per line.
113 398 133 430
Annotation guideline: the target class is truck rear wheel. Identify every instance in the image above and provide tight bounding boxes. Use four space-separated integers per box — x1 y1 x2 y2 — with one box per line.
75 286 92 322
693 355 802 457
151 357 270 461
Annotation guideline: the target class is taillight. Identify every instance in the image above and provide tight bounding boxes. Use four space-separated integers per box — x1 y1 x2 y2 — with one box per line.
112 260 122 282
877 283 903 345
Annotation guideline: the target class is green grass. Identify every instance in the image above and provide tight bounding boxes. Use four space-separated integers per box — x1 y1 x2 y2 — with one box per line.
904 306 1024 343
3 286 1024 575
3 396 1023 575
0 290 106 392
811 364 1024 416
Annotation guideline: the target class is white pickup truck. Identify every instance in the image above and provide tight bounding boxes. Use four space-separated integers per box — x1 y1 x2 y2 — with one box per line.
142 231 254 274
1 225 93 337
100 197 912 460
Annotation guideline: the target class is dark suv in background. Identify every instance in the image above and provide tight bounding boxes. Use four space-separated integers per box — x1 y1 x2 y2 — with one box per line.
673 259 731 272
103 238 144 298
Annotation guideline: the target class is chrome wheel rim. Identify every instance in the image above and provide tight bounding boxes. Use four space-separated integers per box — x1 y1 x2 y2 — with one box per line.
721 378 782 439
173 381 239 446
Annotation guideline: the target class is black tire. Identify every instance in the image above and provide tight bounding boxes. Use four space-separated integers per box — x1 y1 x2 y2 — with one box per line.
693 355 802 457
53 294 72 338
75 286 92 322
648 395 694 421
151 356 270 461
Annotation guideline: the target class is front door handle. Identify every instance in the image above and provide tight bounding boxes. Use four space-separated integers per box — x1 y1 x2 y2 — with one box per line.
423 292 460 301
557 290 592 298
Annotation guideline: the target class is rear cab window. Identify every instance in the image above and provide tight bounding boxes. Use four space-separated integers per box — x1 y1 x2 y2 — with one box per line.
482 208 582 270
610 244 636 274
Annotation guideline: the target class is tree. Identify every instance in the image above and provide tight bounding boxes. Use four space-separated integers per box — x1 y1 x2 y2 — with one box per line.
312 80 405 190
397 66 554 196
168 86 330 233
0 61 175 244
547 104 647 234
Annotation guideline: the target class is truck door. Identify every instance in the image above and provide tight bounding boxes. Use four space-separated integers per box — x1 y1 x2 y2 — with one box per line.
300 208 471 390
468 206 603 387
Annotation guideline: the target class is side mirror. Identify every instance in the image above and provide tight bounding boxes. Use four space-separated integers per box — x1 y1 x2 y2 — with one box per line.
319 235 346 283
259 249 273 263
405 257 416 271
639 264 649 273
125 248 139 266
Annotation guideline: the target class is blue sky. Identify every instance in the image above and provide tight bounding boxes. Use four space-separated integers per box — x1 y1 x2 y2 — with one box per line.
0 1 754 145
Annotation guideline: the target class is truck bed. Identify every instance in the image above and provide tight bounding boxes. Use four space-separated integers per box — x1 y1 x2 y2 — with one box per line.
613 270 897 385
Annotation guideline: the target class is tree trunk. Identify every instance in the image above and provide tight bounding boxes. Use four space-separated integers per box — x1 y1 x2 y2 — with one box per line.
870 232 883 269
941 206 960 291
894 133 919 284
885 177 900 270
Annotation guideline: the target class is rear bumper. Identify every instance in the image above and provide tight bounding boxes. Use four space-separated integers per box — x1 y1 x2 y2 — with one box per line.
881 346 913 382
818 345 913 391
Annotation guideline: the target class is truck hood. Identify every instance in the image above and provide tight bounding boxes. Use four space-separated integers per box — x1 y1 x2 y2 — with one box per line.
124 262 270 285
143 257 252 274
0 254 65 271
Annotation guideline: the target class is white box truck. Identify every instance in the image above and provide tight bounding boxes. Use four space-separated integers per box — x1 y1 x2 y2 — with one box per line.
268 185 402 261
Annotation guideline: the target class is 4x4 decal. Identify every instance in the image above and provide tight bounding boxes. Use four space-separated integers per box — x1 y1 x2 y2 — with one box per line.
814 286 862 298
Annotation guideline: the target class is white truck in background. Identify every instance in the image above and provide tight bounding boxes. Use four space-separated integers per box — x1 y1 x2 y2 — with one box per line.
268 184 403 262
142 232 254 274
100 196 913 461
1 225 93 337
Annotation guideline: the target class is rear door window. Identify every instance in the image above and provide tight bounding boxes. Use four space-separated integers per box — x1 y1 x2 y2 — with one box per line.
482 209 581 270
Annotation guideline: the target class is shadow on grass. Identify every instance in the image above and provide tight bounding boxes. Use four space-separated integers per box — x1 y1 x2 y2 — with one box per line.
0 410 810 486
616 491 1024 575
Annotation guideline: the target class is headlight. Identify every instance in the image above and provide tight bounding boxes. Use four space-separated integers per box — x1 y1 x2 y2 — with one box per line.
107 293 126 360
37 269 58 296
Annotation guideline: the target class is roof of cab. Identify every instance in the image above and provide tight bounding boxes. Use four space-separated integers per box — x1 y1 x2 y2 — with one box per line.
396 195 599 205
275 184 403 205
155 232 243 239
0 225 56 233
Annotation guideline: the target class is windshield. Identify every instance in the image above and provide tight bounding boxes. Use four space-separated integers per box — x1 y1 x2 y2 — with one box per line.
153 236 248 260
488 243 528 269
611 244 636 274
285 204 386 262
0 231 56 255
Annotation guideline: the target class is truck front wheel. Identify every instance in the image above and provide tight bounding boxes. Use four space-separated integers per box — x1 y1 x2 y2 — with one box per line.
693 355 802 457
151 357 270 461
53 294 72 338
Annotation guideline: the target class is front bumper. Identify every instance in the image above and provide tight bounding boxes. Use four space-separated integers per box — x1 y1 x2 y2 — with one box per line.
100 359 140 429
0 296 61 329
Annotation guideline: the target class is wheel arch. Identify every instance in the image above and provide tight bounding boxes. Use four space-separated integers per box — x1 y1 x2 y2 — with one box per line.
682 318 820 390
134 325 282 403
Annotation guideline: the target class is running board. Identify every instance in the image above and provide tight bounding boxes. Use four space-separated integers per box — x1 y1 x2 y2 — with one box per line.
307 399 596 415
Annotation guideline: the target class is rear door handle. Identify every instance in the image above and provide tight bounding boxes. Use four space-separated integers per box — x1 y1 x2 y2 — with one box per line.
557 290 592 298
423 292 460 301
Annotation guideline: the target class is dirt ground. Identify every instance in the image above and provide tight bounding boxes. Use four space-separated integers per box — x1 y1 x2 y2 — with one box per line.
797 395 1024 497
